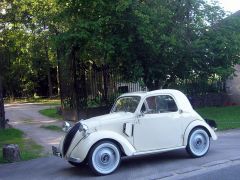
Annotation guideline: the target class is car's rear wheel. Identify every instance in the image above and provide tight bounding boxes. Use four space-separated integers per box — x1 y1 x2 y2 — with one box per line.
186 128 210 158
88 141 121 175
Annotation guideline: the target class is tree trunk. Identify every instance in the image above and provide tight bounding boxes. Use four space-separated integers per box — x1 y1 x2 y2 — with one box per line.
43 23 53 98
0 75 6 129
56 48 64 108
71 45 90 120
56 63 60 96
44 42 53 97
47 68 53 97
103 65 109 104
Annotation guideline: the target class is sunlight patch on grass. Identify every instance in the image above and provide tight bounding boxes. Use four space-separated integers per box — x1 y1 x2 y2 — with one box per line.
40 125 62 132
39 108 62 120
5 97 61 106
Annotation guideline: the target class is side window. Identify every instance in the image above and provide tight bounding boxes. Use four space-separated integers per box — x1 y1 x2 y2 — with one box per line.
156 95 178 113
143 96 157 114
142 95 178 114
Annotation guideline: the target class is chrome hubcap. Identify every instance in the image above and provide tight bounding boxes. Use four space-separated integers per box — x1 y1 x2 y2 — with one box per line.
92 143 120 174
190 129 209 156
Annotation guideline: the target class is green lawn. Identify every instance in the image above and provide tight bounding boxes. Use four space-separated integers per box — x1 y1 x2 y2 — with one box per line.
196 106 240 130
40 125 62 132
39 108 62 120
0 128 43 163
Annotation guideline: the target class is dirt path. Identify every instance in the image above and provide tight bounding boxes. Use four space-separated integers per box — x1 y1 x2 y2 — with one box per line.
5 103 65 154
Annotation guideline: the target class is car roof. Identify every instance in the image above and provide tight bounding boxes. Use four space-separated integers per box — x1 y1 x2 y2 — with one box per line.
120 89 193 112
120 89 183 97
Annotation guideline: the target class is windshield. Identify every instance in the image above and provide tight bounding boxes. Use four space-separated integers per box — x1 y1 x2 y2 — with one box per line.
111 96 141 113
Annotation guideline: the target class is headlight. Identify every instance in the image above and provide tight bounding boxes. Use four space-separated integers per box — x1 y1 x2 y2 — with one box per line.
79 123 89 137
62 121 71 132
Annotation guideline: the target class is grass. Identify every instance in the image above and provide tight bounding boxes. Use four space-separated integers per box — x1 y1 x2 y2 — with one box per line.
0 128 43 163
5 97 61 106
39 108 62 120
40 125 62 132
196 106 240 130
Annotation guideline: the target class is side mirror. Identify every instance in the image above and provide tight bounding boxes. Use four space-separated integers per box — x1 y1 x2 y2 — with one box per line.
137 111 145 118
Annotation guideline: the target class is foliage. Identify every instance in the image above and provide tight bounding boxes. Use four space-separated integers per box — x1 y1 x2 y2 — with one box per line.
197 106 240 130
55 0 240 93
87 96 102 108
0 0 59 97
0 128 43 163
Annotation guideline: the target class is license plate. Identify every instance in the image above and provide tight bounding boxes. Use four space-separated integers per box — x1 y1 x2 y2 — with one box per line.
52 146 61 157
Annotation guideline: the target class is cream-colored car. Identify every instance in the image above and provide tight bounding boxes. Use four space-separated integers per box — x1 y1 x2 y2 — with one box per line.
53 89 217 175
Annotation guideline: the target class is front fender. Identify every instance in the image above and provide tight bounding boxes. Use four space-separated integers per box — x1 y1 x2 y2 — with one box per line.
183 120 218 146
70 130 136 162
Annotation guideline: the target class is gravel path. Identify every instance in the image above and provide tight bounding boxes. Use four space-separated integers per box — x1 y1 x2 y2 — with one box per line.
5 103 65 154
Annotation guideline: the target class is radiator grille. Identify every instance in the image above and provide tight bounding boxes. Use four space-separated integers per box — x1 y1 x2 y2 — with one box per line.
62 123 80 156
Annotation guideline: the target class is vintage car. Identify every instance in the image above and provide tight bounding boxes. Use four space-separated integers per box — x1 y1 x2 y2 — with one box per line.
52 89 217 175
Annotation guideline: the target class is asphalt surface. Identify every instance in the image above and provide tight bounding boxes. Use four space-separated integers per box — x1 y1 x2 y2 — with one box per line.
178 162 240 180
1 129 240 180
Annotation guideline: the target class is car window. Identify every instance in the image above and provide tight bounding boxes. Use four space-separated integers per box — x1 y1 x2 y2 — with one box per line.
112 96 141 113
156 95 178 113
142 95 178 114
142 96 157 114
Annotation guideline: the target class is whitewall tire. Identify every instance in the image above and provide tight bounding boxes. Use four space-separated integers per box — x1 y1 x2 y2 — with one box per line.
88 141 121 175
186 128 210 158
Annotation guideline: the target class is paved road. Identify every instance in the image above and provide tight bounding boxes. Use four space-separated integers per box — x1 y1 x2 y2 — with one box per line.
178 161 240 180
0 129 240 180
5 103 64 153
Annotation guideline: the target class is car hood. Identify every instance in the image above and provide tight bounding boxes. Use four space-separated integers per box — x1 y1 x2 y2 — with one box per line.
80 112 135 128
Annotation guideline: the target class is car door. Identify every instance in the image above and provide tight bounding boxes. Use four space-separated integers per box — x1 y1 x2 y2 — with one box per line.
133 95 183 152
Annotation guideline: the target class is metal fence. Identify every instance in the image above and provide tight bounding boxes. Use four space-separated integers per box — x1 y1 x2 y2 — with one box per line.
59 63 147 110
85 65 148 106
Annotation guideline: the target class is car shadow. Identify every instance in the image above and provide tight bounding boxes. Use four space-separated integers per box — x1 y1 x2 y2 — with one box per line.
57 165 95 178
120 149 189 168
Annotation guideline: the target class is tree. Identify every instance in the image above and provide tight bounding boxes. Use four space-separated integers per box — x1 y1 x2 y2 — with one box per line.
117 0 230 90
0 0 59 98
0 75 6 129
54 0 240 112
1 0 239 109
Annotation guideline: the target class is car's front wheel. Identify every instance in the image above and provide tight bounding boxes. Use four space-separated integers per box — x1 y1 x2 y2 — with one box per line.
186 128 210 158
88 141 121 175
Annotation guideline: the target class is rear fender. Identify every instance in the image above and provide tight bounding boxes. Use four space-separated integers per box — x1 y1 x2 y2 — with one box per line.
183 120 218 146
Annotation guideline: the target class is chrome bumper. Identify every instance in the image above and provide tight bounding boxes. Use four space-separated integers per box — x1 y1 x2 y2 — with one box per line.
68 157 82 163
52 146 82 163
